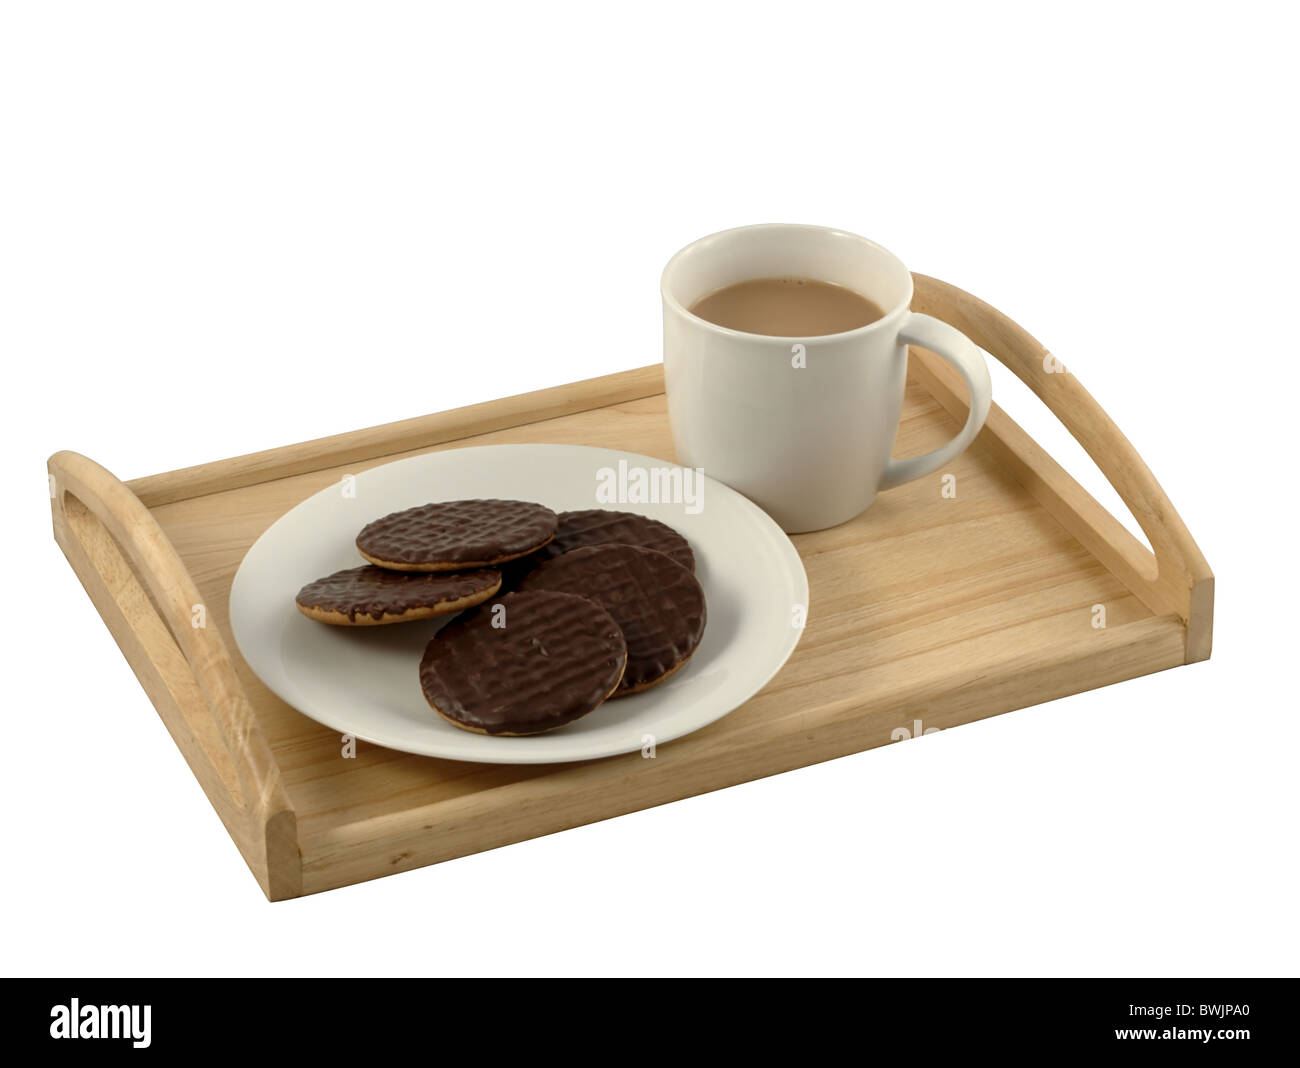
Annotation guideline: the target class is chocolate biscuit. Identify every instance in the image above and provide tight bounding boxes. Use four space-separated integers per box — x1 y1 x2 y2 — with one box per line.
499 508 695 589
356 499 557 571
517 544 706 695
295 565 501 625
548 509 694 570
419 590 627 735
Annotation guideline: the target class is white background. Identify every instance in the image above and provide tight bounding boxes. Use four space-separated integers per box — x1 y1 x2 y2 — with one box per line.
3 1 1297 977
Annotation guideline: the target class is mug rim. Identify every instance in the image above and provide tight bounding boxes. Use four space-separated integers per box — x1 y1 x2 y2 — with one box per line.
660 223 915 343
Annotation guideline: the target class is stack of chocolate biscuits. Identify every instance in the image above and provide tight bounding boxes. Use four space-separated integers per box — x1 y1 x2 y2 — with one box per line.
294 501 707 736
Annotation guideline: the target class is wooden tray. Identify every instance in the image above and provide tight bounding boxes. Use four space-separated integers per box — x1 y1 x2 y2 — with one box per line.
48 275 1214 901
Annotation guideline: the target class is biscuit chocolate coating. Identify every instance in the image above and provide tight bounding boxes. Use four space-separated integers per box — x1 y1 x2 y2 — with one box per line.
518 544 706 695
548 509 694 569
419 590 628 735
356 499 557 571
500 508 695 589
295 565 502 625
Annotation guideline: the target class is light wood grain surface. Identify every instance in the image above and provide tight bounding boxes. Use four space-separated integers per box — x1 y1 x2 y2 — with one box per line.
48 276 1212 899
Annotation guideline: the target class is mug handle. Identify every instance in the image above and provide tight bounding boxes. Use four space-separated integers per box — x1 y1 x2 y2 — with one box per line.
880 312 994 490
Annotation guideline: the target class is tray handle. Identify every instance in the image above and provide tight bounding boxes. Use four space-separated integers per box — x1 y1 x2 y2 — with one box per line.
48 450 299 897
910 274 1213 663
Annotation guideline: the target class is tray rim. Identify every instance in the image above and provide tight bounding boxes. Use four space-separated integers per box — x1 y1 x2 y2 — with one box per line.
47 273 1214 900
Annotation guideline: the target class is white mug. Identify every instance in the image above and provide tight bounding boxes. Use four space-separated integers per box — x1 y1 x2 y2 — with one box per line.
661 224 993 533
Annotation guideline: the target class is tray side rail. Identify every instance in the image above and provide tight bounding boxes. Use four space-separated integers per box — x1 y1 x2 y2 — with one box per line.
910 273 1213 663
48 450 301 899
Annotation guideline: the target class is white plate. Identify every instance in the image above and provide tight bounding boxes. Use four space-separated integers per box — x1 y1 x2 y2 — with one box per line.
230 444 808 764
